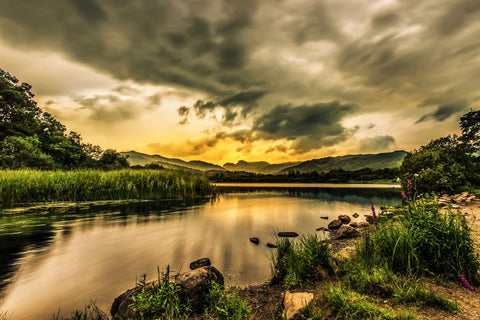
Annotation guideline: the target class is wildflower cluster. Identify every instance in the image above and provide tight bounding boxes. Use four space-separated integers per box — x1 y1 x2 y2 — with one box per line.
370 203 377 219
458 274 474 292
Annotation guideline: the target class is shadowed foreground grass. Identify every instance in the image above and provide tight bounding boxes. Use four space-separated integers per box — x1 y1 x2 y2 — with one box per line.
0 169 214 203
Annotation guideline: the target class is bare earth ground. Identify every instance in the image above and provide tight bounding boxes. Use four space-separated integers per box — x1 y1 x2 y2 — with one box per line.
231 201 480 320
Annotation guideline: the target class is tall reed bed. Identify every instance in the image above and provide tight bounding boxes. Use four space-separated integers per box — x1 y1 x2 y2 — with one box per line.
0 169 214 203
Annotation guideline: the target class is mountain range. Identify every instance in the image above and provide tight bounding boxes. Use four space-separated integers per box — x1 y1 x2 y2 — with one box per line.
120 150 408 174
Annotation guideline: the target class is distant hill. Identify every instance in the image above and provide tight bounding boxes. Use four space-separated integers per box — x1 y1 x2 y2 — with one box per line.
120 151 225 172
223 160 302 174
121 150 407 174
223 150 407 174
278 150 408 174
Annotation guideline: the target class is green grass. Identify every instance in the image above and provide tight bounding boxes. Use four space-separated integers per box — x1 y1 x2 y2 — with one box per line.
0 169 214 203
356 196 480 286
320 285 417 320
203 282 250 320
271 234 331 288
343 261 458 312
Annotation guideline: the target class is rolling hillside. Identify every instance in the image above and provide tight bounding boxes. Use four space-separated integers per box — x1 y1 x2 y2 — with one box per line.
121 150 407 174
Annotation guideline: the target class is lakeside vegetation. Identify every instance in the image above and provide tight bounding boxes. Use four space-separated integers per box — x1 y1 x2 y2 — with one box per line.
0 169 214 203
208 167 400 184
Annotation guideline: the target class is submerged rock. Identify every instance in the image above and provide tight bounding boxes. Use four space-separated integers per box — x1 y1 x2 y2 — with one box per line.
267 242 278 248
320 216 329 219
278 232 299 237
328 219 342 230
190 257 211 270
316 227 329 231
352 213 359 218
349 222 358 228
357 221 370 228
250 237 260 244
283 291 314 320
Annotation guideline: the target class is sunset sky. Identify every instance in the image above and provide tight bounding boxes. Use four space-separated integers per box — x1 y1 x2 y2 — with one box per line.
1 0 479 165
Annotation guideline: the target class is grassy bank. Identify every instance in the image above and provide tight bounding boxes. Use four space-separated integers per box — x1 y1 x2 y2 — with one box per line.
0 169 214 203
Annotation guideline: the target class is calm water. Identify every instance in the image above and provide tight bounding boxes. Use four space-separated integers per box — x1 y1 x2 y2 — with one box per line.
0 184 400 319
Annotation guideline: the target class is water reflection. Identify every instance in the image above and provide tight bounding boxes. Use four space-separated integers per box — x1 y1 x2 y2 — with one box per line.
0 186 400 319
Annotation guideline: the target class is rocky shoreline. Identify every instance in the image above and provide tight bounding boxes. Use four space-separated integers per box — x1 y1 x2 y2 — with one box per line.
110 192 480 320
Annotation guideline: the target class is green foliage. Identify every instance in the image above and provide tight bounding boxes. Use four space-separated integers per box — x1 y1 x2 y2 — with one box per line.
0 135 56 169
343 262 458 312
400 110 480 193
272 234 330 288
203 282 250 320
355 197 480 286
51 301 109 320
0 169 214 202
322 285 417 320
130 268 191 320
0 67 127 170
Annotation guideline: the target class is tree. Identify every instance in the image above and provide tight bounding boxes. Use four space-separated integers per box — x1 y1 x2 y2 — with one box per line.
98 149 129 169
0 135 56 169
460 109 480 151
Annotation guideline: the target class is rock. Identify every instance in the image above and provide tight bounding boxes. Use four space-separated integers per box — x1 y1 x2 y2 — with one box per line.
334 225 360 240
283 291 314 320
267 242 277 248
278 232 299 237
316 227 329 231
332 246 355 262
320 216 329 219
357 221 370 228
365 215 375 223
111 266 224 319
349 222 358 228
328 219 343 230
190 257 211 270
177 266 224 312
352 213 359 218
338 215 351 224
249 237 260 244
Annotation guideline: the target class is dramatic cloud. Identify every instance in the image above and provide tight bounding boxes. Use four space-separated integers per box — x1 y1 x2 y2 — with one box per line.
416 103 466 123
2 0 480 162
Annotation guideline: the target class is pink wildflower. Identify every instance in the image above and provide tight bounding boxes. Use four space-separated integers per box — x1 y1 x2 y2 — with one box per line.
371 203 377 219
459 274 474 292
401 192 407 199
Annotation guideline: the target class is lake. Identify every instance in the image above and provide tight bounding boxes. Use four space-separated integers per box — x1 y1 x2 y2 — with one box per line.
0 184 401 319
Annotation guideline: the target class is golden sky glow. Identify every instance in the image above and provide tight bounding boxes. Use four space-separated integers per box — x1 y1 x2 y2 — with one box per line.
1 0 478 165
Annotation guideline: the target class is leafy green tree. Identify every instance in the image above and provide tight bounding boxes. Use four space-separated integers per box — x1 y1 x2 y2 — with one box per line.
460 109 480 151
400 112 480 194
0 135 56 169
98 149 129 169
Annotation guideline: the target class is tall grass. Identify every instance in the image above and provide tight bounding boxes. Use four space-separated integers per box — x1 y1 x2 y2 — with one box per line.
0 169 214 203
271 234 331 288
203 282 250 320
129 267 191 320
356 197 480 285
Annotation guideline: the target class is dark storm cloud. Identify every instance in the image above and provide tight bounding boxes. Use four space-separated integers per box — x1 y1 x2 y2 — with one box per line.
177 105 190 125
189 89 268 122
251 101 357 153
416 104 466 123
359 135 395 152
432 0 480 36
0 0 260 95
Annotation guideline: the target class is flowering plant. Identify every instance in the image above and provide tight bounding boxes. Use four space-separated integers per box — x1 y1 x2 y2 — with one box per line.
459 274 474 292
